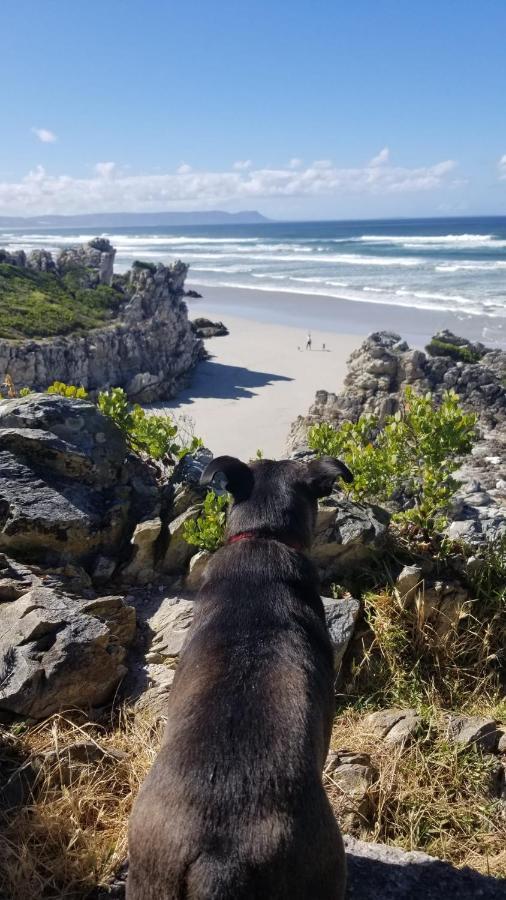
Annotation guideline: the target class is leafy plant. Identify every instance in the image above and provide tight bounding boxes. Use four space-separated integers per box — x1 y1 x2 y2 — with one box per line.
47 381 89 399
308 387 477 531
183 490 229 552
18 387 32 397
97 387 202 461
425 338 482 364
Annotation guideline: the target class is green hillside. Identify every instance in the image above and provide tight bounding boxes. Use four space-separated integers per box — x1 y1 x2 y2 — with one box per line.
0 264 122 339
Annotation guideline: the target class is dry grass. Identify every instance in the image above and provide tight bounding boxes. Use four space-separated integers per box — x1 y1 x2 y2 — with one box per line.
0 709 164 900
328 708 506 878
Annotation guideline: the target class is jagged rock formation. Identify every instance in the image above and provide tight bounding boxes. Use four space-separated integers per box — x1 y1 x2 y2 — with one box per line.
0 394 159 574
0 239 202 402
288 331 506 544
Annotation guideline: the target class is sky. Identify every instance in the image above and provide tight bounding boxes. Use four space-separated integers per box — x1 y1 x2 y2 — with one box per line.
1 0 505 220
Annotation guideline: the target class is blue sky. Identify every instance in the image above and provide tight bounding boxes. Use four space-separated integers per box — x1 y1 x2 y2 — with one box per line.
1 0 505 219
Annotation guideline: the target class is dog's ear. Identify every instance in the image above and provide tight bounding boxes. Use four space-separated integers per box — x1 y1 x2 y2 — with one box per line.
306 456 353 497
200 455 254 501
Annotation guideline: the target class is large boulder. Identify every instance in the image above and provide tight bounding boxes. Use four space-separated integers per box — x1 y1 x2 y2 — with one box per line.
312 497 390 579
0 583 135 718
0 394 159 573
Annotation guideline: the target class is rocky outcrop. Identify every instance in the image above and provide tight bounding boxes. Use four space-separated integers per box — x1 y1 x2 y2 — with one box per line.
191 317 229 338
0 393 159 572
0 577 135 718
0 239 202 403
288 331 506 544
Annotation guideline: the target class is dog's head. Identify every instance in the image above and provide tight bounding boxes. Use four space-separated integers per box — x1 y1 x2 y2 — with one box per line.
201 455 353 549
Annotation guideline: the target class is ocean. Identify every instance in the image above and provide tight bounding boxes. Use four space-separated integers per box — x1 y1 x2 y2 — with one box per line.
1 216 506 344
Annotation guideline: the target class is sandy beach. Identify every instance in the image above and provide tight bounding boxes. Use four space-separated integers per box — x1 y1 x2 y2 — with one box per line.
151 312 363 459
151 282 505 459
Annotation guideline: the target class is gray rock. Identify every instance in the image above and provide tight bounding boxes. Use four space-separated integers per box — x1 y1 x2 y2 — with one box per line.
447 715 499 752
325 751 377 830
322 596 361 670
343 835 506 899
162 506 200 574
366 709 422 746
0 394 159 574
91 838 506 900
144 596 195 663
121 517 163 584
311 498 390 578
185 550 212 591
498 731 506 754
0 586 136 718
396 565 423 602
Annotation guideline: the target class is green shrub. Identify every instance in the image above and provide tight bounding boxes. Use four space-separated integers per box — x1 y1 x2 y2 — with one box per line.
19 387 32 397
97 387 202 461
308 387 477 531
47 381 89 399
132 260 157 273
183 490 229 552
425 338 482 364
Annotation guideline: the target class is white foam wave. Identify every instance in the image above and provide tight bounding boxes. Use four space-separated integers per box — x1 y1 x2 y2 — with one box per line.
436 261 506 272
354 233 506 248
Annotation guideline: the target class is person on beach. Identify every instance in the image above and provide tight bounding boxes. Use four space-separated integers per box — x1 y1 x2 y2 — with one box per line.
306 332 312 350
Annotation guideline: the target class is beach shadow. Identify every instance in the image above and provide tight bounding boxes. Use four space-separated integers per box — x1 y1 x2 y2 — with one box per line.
163 360 293 406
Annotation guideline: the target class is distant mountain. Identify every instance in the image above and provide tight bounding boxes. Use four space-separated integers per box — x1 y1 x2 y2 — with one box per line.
0 210 270 228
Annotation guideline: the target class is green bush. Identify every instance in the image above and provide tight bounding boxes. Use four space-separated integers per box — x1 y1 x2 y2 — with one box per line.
47 381 89 399
97 387 202 461
183 490 229 552
425 338 482 364
308 387 477 531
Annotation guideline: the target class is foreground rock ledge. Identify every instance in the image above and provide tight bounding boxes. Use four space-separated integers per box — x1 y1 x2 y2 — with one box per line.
93 839 505 899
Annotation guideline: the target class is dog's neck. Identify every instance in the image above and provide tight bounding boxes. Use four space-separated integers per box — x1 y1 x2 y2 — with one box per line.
227 530 306 554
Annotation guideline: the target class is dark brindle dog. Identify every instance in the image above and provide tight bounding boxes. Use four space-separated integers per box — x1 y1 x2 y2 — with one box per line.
127 455 351 900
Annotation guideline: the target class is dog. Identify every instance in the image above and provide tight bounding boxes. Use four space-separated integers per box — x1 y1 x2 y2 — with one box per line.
127 454 352 900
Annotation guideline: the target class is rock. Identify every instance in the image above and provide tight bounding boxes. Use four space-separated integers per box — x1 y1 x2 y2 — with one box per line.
191 317 229 338
343 835 505 899
287 331 506 547
132 665 176 715
0 240 202 403
144 596 195 663
0 585 136 718
446 715 499 752
185 289 203 299
92 838 506 900
121 517 163 584
0 553 40 600
57 238 116 286
498 731 506 754
0 394 159 574
366 709 422 746
322 597 361 670
396 565 423 602
311 498 390 578
162 506 200 574
185 550 212 591
325 750 377 830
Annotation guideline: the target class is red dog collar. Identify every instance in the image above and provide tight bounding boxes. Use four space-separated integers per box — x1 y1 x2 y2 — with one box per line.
227 531 305 553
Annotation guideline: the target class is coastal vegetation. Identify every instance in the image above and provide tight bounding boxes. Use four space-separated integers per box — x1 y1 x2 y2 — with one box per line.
0 263 121 339
308 387 477 531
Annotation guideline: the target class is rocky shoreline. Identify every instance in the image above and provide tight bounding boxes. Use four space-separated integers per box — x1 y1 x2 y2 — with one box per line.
0 239 202 403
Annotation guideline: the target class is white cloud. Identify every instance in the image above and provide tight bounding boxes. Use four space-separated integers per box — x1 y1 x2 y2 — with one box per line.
233 160 252 170
288 158 302 169
32 127 57 143
369 147 390 167
498 154 506 179
94 161 116 178
0 155 458 216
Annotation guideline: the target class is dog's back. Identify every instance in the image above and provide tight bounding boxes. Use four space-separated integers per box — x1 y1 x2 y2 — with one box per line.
127 457 348 900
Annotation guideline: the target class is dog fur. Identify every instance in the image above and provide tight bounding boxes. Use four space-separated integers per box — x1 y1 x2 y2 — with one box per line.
127 456 350 900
